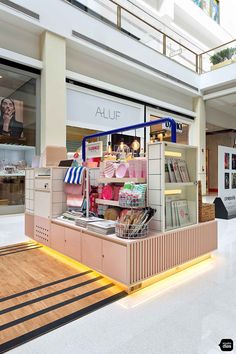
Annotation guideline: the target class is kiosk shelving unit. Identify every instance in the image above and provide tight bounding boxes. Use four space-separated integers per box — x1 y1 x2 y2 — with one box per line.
148 141 198 233
96 177 147 208
25 163 217 293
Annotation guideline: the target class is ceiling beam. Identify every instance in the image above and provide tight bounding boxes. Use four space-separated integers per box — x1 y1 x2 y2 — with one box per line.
203 87 236 101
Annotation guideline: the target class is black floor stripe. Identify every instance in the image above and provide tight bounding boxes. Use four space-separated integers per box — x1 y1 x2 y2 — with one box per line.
0 283 114 331
0 275 103 315
0 246 42 257
0 270 93 303
0 242 35 251
0 243 38 254
0 290 126 354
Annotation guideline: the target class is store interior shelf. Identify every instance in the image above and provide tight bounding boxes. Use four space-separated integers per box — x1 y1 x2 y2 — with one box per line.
97 177 146 184
95 198 145 208
165 182 196 187
96 199 120 206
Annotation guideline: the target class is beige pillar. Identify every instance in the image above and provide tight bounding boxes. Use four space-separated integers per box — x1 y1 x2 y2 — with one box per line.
192 97 206 194
40 31 66 152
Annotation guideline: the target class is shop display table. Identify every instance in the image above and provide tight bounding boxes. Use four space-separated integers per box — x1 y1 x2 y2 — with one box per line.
26 218 217 293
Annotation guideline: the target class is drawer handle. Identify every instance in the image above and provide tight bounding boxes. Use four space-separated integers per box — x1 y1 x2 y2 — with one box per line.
102 254 104 258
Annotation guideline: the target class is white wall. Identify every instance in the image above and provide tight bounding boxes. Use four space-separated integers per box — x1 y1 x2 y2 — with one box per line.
220 0 236 37
206 105 236 130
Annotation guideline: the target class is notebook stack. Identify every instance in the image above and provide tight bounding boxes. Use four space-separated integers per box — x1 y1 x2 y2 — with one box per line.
87 220 116 235
75 216 101 228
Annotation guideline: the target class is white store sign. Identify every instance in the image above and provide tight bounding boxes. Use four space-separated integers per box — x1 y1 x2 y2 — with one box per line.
66 86 144 134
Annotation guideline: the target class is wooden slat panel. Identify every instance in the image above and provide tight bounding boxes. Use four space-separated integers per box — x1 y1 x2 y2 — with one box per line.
130 221 217 284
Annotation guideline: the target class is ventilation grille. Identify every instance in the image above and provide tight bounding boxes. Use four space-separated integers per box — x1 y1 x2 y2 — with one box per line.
130 221 217 284
34 217 50 245
0 0 40 20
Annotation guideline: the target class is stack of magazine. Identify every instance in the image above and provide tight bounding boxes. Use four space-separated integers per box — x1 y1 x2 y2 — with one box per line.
87 220 116 235
75 216 101 228
165 196 190 229
165 158 190 183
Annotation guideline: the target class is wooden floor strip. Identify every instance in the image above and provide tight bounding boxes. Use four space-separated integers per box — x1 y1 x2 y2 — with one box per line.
0 290 126 354
0 242 35 251
0 246 42 257
0 275 104 315
0 284 114 331
0 270 93 303
0 245 127 353
0 243 36 254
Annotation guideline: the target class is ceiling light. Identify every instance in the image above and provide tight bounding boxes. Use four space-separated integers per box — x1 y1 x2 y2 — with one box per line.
0 76 2 79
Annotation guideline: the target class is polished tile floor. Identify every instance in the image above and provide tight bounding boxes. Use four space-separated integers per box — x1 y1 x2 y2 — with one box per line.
2 215 235 354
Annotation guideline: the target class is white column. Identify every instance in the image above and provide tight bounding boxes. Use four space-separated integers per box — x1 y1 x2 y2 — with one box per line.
192 97 206 194
40 31 66 152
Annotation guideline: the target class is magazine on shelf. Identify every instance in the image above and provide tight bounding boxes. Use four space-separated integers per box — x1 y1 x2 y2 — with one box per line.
165 196 173 229
167 158 176 182
172 158 182 183
178 159 190 182
165 160 170 182
171 200 178 227
165 197 190 228
175 200 190 226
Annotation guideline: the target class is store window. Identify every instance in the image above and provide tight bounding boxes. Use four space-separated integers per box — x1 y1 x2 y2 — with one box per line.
66 126 107 156
192 0 220 23
150 115 189 145
0 65 38 213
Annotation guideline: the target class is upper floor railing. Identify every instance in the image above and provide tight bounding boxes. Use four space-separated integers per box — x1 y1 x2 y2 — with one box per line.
65 0 236 75
199 39 236 73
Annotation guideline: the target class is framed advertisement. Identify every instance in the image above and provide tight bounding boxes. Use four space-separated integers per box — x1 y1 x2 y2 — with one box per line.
232 154 236 170
0 97 25 144
225 172 230 189
224 153 230 169
232 173 236 189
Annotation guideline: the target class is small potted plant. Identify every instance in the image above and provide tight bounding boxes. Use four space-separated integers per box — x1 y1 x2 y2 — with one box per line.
210 47 236 70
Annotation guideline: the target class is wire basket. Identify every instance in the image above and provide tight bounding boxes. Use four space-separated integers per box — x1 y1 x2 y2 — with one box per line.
119 198 146 208
115 222 148 239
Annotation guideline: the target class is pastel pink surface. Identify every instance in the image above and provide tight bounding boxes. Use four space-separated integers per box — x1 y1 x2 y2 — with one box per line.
102 185 113 200
115 163 128 178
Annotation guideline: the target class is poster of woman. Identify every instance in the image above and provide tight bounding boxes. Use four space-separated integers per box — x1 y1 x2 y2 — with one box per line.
0 97 24 141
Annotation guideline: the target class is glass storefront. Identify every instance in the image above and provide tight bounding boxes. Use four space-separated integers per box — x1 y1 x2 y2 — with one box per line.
0 65 38 213
150 115 190 145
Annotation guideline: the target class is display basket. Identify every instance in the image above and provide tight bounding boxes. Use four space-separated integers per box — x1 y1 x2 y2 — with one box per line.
115 222 148 239
198 181 215 222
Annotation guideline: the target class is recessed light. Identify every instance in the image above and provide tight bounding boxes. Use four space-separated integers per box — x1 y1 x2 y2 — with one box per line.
0 76 2 79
